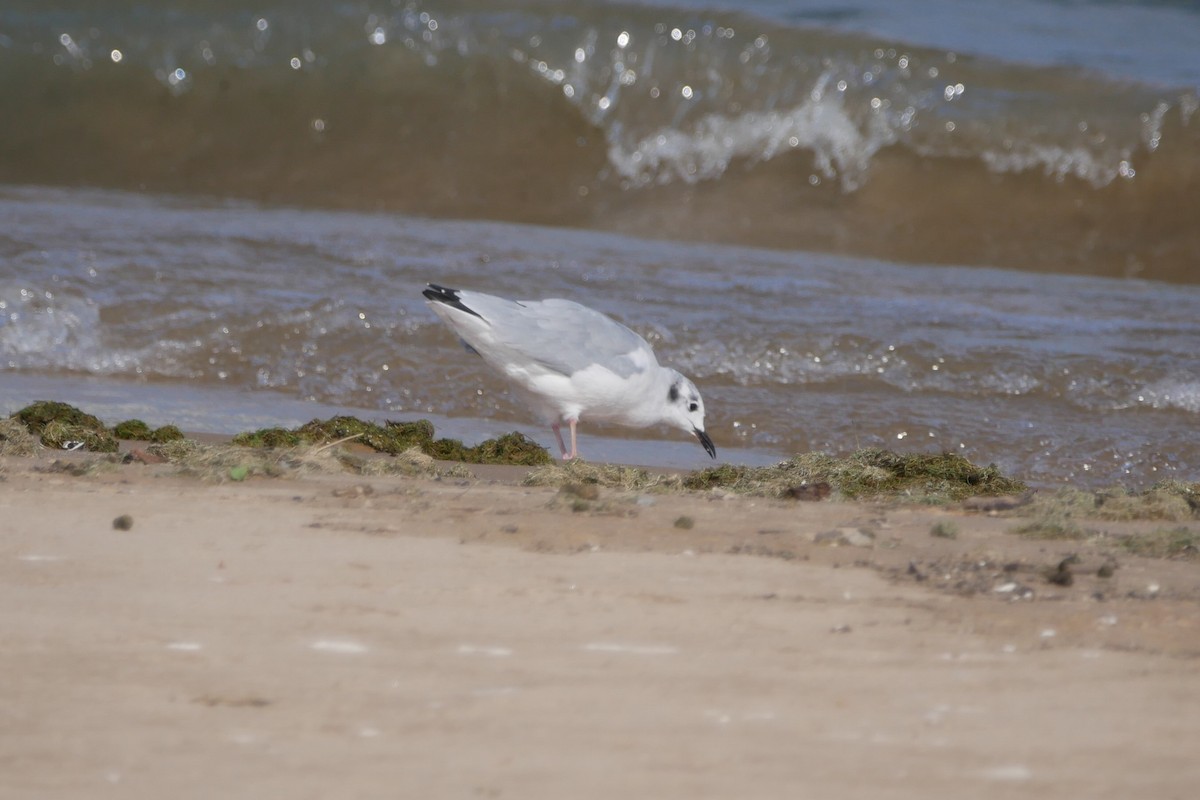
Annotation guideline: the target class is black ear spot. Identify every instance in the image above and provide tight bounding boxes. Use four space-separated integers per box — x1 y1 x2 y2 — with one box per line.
668 384 679 403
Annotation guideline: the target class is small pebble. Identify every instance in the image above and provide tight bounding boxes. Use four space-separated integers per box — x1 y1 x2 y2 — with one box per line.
112 514 134 531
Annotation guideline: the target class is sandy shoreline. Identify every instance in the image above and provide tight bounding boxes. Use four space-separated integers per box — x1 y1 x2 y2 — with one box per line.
2 446 1198 798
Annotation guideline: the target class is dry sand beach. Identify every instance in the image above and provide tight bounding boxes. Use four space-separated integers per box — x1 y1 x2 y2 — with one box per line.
3 1 1199 796
3 440 1198 799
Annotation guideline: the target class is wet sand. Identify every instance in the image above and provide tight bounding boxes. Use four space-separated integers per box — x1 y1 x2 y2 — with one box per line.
2 449 1198 798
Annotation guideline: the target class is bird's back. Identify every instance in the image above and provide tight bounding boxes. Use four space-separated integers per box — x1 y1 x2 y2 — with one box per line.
427 288 656 381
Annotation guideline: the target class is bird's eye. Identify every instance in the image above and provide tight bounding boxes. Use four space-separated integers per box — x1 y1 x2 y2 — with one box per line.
688 402 699 412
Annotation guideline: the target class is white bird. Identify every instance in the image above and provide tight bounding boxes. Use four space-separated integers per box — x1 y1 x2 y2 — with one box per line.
422 284 716 461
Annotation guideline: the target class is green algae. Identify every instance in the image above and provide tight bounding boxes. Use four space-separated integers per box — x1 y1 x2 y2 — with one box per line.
12 400 118 452
231 427 304 449
149 438 337 482
232 416 550 466
434 431 551 466
423 437 470 461
524 460 678 492
10 402 187 453
299 417 436 455
0 417 40 456
683 449 1026 503
146 438 471 483
114 419 185 443
113 419 153 439
147 424 184 443
13 401 106 435
1118 526 1200 560
38 419 119 453
525 449 1025 503
354 446 473 478
136 412 549 482
7 402 1197 544
74 410 519 480
232 418 432 453
1013 482 1200 541
1010 517 1086 541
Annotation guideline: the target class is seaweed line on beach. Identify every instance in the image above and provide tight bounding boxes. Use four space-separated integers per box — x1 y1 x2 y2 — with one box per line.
525 448 1029 505
231 416 552 466
4 402 1198 542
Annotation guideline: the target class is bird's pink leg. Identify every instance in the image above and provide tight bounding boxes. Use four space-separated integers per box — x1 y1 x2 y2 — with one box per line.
551 423 569 459
567 418 579 460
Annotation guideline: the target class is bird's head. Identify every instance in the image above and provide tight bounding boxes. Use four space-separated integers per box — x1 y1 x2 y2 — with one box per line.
665 372 716 459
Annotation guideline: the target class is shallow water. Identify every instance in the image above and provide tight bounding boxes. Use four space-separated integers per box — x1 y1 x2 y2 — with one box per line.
2 186 1196 487
1 0 1197 280
2 1 1197 486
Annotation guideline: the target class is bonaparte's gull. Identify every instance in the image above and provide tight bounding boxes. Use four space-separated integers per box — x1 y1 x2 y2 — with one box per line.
423 284 716 461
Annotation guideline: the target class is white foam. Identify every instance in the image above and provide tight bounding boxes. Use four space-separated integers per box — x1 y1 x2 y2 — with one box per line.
1135 377 1200 413
981 143 1120 187
166 641 203 652
608 93 888 191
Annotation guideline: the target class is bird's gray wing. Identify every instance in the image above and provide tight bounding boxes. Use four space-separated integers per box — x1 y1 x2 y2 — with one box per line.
458 292 655 379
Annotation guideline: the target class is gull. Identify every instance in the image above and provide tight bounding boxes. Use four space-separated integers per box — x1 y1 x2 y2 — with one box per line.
422 284 716 461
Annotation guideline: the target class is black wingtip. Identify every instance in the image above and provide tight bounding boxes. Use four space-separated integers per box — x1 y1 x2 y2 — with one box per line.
422 283 456 303
423 283 482 319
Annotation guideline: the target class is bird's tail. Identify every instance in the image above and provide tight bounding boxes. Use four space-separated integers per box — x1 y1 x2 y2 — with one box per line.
422 283 482 319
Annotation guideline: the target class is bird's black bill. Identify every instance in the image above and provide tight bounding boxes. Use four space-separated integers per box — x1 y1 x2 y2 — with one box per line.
695 427 717 459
